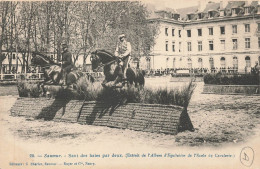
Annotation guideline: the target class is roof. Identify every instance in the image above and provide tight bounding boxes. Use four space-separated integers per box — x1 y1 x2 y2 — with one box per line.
203 2 220 12
176 5 199 19
226 1 245 9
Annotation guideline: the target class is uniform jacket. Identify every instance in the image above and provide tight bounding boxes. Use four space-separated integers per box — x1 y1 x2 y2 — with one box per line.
114 40 131 59
61 50 73 68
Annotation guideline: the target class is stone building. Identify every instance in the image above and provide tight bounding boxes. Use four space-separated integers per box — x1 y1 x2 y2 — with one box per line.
146 1 260 73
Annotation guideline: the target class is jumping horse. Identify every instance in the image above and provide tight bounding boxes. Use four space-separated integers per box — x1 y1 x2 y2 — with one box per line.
90 49 145 88
31 52 94 95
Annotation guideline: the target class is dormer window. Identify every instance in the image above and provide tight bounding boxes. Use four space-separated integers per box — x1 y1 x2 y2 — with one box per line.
198 13 202 19
208 11 214 18
187 14 192 20
232 8 238 16
219 10 224 17
244 7 250 15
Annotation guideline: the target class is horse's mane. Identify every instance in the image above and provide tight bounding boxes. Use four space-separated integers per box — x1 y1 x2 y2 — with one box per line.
32 51 57 65
95 49 117 59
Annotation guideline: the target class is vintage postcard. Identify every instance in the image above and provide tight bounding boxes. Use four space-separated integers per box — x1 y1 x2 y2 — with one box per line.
0 0 259 168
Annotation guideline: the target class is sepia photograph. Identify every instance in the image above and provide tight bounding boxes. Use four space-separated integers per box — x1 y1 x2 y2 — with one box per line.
0 0 259 168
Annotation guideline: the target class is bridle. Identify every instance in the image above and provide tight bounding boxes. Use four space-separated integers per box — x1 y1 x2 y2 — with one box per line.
91 51 119 70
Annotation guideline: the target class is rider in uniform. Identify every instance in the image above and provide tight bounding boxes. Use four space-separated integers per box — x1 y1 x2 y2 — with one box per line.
60 43 74 85
114 34 132 83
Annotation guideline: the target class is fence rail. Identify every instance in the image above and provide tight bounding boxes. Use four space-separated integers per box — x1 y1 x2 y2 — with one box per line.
0 73 44 81
0 72 104 81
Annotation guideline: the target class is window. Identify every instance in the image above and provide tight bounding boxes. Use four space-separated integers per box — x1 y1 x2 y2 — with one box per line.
198 41 202 51
172 28 175 36
187 42 192 51
198 58 203 68
198 13 202 19
12 54 16 59
220 57 226 68
232 39 238 50
244 7 249 14
209 58 214 69
179 42 182 52
187 30 191 37
187 58 192 69
208 11 213 18
233 56 238 69
258 23 260 32
232 8 237 16
209 27 213 35
220 10 224 17
245 38 250 48
220 26 225 35
220 40 225 50
245 56 251 68
232 25 237 34
198 29 202 36
258 37 260 48
165 41 168 51
172 41 175 52
245 24 250 32
165 27 168 36
209 41 214 50
173 58 176 69
179 30 181 37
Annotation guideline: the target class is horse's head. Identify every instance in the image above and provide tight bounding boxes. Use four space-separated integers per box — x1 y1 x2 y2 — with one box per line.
90 50 101 71
31 52 55 67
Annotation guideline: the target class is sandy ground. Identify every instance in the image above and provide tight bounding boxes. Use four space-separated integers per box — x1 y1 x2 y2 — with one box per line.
0 78 260 168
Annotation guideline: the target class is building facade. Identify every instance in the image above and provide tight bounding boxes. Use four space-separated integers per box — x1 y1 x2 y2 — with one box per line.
147 1 260 73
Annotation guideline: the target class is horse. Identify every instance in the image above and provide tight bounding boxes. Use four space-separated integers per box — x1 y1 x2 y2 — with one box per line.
31 52 94 95
90 49 145 88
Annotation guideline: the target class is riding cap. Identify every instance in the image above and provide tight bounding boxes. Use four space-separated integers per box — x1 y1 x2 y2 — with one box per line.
118 34 126 39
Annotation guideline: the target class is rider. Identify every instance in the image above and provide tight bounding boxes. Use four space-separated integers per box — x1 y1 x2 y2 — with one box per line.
114 34 132 82
60 43 74 85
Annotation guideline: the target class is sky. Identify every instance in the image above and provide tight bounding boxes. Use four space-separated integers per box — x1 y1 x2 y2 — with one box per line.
141 0 244 10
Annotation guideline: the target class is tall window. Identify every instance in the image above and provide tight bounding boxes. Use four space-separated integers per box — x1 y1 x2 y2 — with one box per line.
187 58 192 69
179 42 182 52
172 28 175 36
165 41 169 51
187 42 192 51
187 30 191 37
258 37 260 48
198 58 203 68
209 58 214 69
220 40 225 50
245 56 251 68
198 41 202 51
179 30 181 37
245 24 250 32
209 41 214 50
244 7 249 14
12 54 16 59
198 29 202 36
173 58 176 69
233 56 238 69
220 57 226 68
209 27 213 35
172 41 175 52
165 27 168 36
258 23 260 32
232 25 237 34
232 39 238 50
245 38 250 49
220 26 225 35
